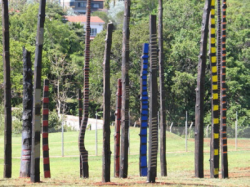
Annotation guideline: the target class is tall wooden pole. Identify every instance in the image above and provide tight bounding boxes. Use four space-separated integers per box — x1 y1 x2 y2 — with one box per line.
147 15 158 183
78 89 83 177
158 0 167 177
2 0 12 178
42 79 51 178
139 43 149 177
114 79 122 177
209 0 220 178
102 23 113 182
195 0 211 178
79 0 91 178
120 0 130 178
220 0 228 178
20 48 32 178
30 0 46 182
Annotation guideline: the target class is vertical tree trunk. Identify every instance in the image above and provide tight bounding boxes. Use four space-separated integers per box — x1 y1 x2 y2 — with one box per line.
78 89 83 177
20 48 33 178
158 0 167 177
120 0 130 178
30 0 46 182
42 79 51 178
139 43 149 177
220 0 228 178
102 23 113 182
79 0 91 178
1 0 12 178
114 79 122 177
209 0 220 178
195 0 211 178
147 15 158 183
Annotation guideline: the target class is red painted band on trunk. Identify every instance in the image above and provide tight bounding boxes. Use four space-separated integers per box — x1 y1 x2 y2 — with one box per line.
43 145 49 151
43 120 48 126
43 109 49 115
44 171 51 178
43 97 49 103
44 157 50 164
43 133 48 138
44 85 49 92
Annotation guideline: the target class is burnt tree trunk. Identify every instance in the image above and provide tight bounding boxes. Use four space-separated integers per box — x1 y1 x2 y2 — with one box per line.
195 0 211 178
42 79 51 178
30 0 46 182
158 0 167 177
102 23 113 182
1 0 12 178
147 15 158 183
114 79 122 177
20 48 32 178
220 0 228 178
120 0 131 178
78 89 83 177
79 0 91 178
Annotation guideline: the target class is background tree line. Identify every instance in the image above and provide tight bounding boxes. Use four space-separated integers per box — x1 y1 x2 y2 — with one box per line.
0 0 249 133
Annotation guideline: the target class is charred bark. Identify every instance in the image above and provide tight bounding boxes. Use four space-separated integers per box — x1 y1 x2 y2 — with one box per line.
147 15 158 183
102 23 113 182
79 0 91 178
114 79 122 177
1 0 12 178
78 89 83 177
220 0 228 178
120 0 131 178
30 0 46 182
195 0 211 178
158 0 167 177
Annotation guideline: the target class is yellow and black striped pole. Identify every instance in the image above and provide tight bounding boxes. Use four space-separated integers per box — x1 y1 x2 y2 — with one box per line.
220 0 229 178
209 0 220 178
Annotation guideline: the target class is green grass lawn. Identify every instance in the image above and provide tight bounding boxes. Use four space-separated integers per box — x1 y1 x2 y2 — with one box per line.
0 127 250 186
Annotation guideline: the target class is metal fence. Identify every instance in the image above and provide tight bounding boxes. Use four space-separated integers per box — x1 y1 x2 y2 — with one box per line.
167 124 250 139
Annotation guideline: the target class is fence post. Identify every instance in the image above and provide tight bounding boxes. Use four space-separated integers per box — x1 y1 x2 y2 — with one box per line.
185 111 188 152
189 122 194 138
235 111 238 151
96 112 98 156
62 119 64 157
170 122 173 133
206 125 210 138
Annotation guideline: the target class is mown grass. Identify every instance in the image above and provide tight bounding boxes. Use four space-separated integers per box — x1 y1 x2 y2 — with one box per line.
0 127 250 186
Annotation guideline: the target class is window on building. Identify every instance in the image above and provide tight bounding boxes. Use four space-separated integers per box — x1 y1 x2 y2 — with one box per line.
92 3 99 8
70 2 74 6
78 2 86 7
90 28 97 36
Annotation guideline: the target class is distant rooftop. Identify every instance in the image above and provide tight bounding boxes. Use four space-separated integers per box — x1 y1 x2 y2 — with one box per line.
65 15 105 24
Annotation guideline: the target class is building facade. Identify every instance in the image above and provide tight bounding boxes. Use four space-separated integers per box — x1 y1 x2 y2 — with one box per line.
65 15 105 39
60 0 104 14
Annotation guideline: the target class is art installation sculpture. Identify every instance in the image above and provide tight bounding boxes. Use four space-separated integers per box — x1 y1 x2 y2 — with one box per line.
42 79 51 178
139 43 149 177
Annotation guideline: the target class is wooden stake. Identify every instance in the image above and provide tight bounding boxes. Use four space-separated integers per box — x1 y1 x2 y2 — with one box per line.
102 23 113 182
20 48 32 178
120 0 131 178
147 15 158 183
79 0 91 178
2 0 12 178
30 0 46 182
195 0 211 178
